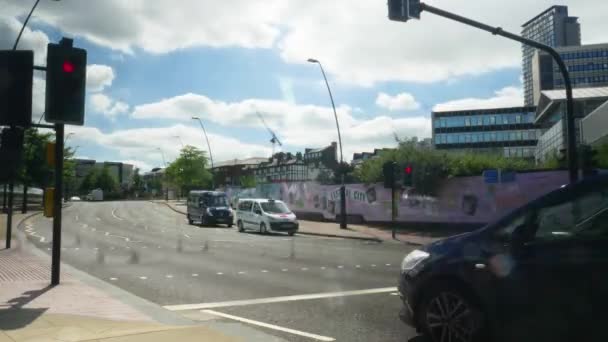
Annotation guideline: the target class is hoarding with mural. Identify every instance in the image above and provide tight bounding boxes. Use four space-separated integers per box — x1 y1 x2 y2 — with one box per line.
223 170 569 224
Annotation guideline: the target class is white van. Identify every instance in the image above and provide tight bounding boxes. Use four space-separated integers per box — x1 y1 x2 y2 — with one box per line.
236 198 298 236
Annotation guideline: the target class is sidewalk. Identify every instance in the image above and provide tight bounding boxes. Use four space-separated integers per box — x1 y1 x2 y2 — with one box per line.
155 200 443 246
0 212 273 341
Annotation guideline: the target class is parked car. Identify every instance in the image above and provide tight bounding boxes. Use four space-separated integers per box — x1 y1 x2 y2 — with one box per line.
187 190 233 227
235 198 298 236
86 189 103 201
398 175 608 342
69 196 81 201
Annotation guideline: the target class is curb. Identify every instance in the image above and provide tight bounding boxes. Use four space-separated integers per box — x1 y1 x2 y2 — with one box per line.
152 200 187 215
297 231 383 243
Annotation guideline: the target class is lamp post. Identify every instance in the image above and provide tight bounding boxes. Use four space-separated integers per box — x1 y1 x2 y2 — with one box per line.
13 0 61 51
156 148 168 200
191 116 215 189
388 1 578 183
307 58 347 229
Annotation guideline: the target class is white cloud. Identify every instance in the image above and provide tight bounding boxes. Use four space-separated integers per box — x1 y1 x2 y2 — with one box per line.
433 86 523 112
90 93 129 118
131 92 431 161
375 92 420 111
66 124 272 171
4 1 608 86
87 64 115 92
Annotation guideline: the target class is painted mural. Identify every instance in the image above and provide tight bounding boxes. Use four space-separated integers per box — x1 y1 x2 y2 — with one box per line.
222 170 569 224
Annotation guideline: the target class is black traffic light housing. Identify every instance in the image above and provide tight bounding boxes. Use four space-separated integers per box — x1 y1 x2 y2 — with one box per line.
403 164 414 187
45 38 87 125
383 161 397 188
0 127 25 182
388 0 420 22
0 50 33 127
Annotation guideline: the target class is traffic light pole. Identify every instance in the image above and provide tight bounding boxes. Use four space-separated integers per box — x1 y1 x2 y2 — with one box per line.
417 2 578 183
51 123 64 285
391 185 396 239
5 181 14 248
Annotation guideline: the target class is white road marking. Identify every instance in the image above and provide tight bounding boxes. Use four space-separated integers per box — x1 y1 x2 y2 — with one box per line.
320 267 326 270
371 264 376 267
164 287 397 312
355 265 361 268
385 264 391 266
96 217 101 221
166 275 173 279
110 277 117 281
201 310 335 342
301 268 308 271
216 272 224 275
139 276 147 280
111 209 124 221
192 273 198 277
183 233 191 239
261 270 268 273
337 265 344 269
91 228 96 232
75 248 80 251
281 269 288 272
237 271 246 275
75 215 79 221
142 246 148 249
82 224 88 229
105 232 110 236
39 237 45 243
390 292 399 296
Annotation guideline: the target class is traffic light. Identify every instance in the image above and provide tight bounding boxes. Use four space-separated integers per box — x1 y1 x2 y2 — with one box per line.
0 50 33 127
383 161 397 188
45 38 87 125
388 0 420 22
403 164 414 187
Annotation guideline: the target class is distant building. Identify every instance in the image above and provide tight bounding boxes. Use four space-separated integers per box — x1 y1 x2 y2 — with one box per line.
73 159 134 191
211 157 267 186
535 86 608 162
532 43 608 104
432 106 539 159
522 5 581 106
253 142 338 184
351 149 391 168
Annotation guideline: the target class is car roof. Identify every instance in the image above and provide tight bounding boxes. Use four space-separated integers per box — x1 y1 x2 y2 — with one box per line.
238 198 283 203
189 190 226 195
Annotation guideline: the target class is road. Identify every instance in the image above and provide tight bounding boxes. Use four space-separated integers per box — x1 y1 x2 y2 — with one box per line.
23 201 420 341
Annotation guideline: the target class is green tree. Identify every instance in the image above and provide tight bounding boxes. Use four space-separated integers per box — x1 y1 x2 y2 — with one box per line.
95 167 117 193
18 128 54 188
132 168 143 192
594 142 608 169
166 145 212 194
79 168 98 194
239 174 256 188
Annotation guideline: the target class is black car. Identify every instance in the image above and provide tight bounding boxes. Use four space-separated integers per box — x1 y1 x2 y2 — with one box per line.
186 190 233 227
398 175 608 342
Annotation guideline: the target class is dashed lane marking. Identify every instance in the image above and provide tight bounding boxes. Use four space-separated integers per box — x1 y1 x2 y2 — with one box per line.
183 233 191 239
166 275 173 279
164 287 397 312
110 278 117 281
96 217 101 221
201 310 335 342
192 274 198 277
139 276 147 280
216 272 224 275
261 270 268 273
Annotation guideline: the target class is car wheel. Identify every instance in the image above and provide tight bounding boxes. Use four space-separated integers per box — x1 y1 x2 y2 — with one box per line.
260 222 267 235
288 231 295 236
237 221 244 232
187 214 194 225
418 284 486 342
227 223 233 228
200 216 207 227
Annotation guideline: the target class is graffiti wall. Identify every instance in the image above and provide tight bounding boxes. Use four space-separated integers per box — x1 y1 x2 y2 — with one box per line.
222 170 569 224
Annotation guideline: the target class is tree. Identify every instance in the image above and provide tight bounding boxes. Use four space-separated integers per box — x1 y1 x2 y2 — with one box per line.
132 168 143 192
80 168 98 194
239 174 256 188
166 145 212 194
96 167 117 193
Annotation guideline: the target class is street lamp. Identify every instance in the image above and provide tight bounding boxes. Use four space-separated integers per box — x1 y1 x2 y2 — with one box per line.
155 147 168 200
307 58 347 229
13 0 61 50
192 116 215 189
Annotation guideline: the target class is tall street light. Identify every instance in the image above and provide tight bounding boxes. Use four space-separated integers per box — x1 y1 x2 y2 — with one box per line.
13 0 61 51
156 147 168 200
307 58 347 229
192 116 215 189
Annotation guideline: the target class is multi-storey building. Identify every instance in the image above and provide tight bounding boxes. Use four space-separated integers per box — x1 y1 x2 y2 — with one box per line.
522 5 581 106
531 43 608 104
432 106 540 158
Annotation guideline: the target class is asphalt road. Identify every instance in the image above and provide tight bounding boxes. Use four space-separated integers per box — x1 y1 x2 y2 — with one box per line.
23 201 421 342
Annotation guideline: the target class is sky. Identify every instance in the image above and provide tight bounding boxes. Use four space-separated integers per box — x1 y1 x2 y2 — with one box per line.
1 0 607 172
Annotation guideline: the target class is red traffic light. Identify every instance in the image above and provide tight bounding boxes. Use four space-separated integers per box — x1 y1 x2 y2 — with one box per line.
405 166 412 174
62 61 74 73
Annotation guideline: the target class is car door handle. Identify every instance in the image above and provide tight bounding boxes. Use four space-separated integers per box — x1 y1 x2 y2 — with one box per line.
474 263 486 270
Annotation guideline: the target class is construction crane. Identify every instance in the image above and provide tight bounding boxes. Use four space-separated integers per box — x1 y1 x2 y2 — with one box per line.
256 112 282 155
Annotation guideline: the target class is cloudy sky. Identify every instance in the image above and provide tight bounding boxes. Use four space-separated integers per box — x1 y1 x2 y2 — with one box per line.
2 0 606 171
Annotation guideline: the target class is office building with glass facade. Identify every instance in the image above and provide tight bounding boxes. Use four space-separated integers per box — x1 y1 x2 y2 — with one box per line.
432 106 539 158
522 5 581 106
535 87 608 162
532 43 608 104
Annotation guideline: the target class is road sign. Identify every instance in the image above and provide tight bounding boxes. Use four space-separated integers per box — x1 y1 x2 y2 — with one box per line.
0 50 33 127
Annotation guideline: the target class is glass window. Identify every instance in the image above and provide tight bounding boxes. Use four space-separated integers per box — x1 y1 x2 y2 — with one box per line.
515 115 522 124
471 134 479 143
465 134 471 143
483 116 490 125
435 135 441 144
497 131 504 141
490 132 496 142
447 135 455 143
522 131 529 140
490 116 496 125
502 115 509 125
465 117 471 127
483 133 490 142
